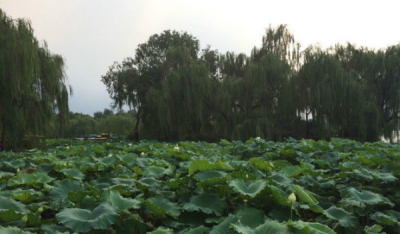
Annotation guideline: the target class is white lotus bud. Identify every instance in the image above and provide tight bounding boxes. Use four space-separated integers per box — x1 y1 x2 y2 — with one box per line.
141 152 145 156
17 168 20 173
174 146 180 152
256 137 261 141
288 193 296 204
128 143 132 147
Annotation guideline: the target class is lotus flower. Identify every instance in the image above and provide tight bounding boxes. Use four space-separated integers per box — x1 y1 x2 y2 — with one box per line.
288 193 296 204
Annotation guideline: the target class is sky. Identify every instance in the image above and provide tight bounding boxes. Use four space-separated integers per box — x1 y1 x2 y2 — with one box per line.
1 0 400 115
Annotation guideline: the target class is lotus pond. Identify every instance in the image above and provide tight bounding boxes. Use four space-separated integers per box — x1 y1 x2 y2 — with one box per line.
0 138 399 233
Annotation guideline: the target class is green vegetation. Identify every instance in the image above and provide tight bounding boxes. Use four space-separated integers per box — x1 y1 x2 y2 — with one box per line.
0 138 398 233
49 109 136 139
0 10 71 149
103 26 400 143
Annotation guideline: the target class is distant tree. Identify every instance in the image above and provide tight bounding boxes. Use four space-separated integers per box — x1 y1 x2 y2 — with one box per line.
93 111 103 119
103 109 113 116
96 115 135 136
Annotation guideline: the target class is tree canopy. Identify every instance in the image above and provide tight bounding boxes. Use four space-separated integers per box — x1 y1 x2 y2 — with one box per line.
102 26 400 142
0 10 71 149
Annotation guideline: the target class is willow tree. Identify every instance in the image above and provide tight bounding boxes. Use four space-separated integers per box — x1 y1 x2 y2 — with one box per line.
211 25 298 141
145 46 215 140
333 43 400 141
102 30 200 141
0 10 71 149
295 46 370 140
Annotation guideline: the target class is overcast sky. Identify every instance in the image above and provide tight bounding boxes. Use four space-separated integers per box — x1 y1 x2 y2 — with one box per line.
1 0 400 115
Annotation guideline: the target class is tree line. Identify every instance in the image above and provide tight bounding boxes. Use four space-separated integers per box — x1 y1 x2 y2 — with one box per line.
102 26 400 142
2 6 399 147
49 109 137 139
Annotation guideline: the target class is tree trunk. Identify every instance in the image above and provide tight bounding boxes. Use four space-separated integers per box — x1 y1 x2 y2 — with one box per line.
1 116 5 145
134 110 141 142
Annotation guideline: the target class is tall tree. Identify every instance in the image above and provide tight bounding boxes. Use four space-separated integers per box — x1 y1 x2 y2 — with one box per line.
0 10 71 148
102 30 200 141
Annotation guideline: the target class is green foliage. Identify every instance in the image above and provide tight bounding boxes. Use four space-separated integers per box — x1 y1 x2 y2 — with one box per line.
0 138 398 233
99 25 400 143
0 10 71 148
56 203 119 233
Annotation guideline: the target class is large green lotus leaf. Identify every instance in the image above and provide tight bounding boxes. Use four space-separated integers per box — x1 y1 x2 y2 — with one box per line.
300 175 335 189
235 206 264 228
138 177 162 190
188 160 233 175
180 225 210 234
343 188 394 207
321 152 341 168
288 220 336 234
281 166 304 177
56 203 119 233
49 179 84 201
183 193 226 216
166 176 191 189
136 158 154 168
229 179 267 198
143 166 174 178
210 214 239 234
323 206 357 228
148 227 174 234
68 190 89 203
353 168 374 181
90 177 114 189
4 158 26 169
99 156 117 167
0 196 29 222
268 185 291 207
145 196 181 218
78 162 97 171
36 164 53 173
41 224 69 234
60 168 85 181
364 224 384 234
370 212 398 226
7 172 54 186
249 158 273 171
90 177 136 191
382 210 400 219
293 185 318 205
11 189 42 203
118 153 137 167
194 170 227 181
232 220 292 234
0 172 15 183
114 212 148 234
270 173 293 187
0 226 33 234
369 170 397 182
340 161 362 170
101 190 141 211
79 195 98 210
